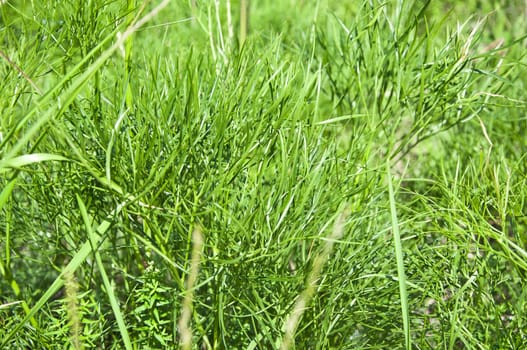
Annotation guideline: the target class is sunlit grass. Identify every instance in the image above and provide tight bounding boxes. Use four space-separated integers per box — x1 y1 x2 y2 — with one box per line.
1 0 526 348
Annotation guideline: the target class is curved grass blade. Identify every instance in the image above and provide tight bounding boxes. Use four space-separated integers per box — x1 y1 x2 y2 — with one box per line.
0 153 69 172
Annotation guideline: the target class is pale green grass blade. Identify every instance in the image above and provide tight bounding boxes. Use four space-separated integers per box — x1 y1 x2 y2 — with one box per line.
279 208 349 350
0 153 69 172
386 160 410 349
178 225 204 350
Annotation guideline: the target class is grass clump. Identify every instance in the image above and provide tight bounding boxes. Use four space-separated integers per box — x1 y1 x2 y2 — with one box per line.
1 0 526 348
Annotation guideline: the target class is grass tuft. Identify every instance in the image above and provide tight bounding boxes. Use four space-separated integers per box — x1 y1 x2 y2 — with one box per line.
1 0 526 348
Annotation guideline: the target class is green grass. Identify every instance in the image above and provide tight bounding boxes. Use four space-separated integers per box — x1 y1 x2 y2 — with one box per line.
1 0 526 348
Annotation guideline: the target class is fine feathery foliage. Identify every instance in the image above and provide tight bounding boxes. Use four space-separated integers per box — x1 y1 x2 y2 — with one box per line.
1 0 526 348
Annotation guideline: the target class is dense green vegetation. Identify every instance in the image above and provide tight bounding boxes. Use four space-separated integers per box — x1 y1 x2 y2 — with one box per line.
1 0 526 348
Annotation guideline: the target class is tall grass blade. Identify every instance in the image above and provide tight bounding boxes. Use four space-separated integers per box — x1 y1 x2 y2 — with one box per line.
279 207 349 350
76 195 132 350
387 160 410 349
178 225 204 350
